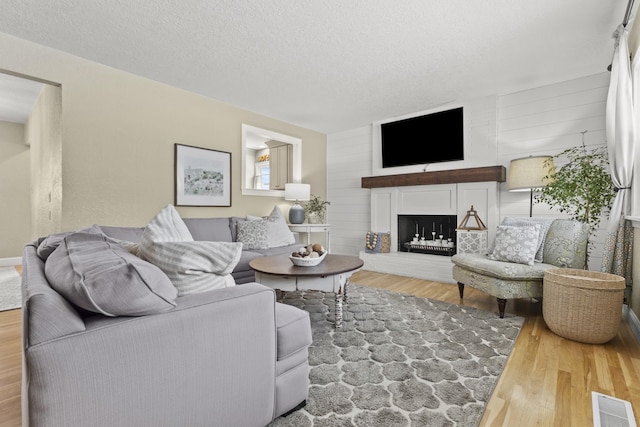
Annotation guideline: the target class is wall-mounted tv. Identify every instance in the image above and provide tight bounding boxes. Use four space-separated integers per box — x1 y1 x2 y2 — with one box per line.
380 107 464 168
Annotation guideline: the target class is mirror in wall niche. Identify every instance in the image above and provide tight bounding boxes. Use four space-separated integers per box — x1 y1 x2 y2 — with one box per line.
241 124 302 197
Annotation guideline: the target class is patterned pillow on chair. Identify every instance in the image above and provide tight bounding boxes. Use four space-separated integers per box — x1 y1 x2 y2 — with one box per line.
488 224 540 266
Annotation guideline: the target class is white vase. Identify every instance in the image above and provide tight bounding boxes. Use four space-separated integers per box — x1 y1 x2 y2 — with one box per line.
307 212 324 224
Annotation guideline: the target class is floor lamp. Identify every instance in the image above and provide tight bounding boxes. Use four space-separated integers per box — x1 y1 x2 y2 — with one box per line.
507 155 555 217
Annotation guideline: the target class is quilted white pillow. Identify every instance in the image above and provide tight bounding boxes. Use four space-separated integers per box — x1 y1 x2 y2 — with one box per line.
139 205 242 296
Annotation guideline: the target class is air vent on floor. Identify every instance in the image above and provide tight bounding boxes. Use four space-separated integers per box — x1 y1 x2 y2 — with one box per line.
592 391 637 427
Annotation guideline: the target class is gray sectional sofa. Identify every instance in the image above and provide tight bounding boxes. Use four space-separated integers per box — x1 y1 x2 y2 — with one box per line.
21 215 313 427
100 216 303 284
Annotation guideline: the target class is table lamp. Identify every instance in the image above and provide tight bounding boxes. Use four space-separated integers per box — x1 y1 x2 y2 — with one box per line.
284 183 310 224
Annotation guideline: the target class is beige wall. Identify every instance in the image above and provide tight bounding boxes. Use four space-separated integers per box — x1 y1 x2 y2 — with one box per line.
0 121 30 257
27 84 62 239
0 33 326 234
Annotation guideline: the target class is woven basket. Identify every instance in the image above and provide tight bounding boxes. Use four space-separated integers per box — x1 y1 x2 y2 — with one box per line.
543 268 625 344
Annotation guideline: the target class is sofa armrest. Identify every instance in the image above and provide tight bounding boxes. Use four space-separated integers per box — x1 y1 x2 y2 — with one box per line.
24 283 278 427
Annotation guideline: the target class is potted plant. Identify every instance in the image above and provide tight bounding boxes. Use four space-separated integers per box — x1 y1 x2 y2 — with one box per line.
303 195 330 224
535 132 615 260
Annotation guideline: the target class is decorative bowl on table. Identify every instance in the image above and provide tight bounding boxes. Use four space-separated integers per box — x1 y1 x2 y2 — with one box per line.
289 243 327 266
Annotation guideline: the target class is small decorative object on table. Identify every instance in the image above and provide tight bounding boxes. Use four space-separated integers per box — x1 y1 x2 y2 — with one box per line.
303 195 330 224
456 205 488 255
290 243 327 266
365 231 391 253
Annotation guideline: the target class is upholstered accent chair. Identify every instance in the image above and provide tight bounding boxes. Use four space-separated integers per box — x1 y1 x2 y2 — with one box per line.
451 219 589 318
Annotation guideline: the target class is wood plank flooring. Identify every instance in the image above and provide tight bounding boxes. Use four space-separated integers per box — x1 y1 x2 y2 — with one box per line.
1 267 639 426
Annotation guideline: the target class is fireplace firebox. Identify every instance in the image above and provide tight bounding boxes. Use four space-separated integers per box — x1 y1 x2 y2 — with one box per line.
398 215 457 256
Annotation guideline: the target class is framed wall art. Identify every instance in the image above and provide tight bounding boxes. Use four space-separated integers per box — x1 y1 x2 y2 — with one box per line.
175 144 232 207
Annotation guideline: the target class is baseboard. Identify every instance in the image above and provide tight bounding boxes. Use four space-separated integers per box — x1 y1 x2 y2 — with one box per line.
624 305 640 344
0 257 21 267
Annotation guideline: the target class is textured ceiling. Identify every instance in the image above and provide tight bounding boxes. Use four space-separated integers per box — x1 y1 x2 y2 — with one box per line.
0 1 631 133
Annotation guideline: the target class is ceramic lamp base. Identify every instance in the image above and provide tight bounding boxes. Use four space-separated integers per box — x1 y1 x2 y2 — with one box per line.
289 203 305 224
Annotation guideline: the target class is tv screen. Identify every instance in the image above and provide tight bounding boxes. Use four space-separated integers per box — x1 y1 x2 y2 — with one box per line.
381 107 463 168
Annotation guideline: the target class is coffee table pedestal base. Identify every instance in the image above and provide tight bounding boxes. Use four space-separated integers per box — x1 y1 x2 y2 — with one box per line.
255 272 355 328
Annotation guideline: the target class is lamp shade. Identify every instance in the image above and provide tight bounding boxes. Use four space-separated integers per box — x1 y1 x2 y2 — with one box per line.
507 156 555 191
284 183 310 201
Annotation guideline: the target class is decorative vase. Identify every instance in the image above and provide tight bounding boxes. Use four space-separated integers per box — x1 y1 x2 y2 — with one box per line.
307 212 324 224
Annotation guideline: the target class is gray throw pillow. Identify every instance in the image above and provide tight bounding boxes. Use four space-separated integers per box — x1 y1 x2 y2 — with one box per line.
36 224 103 261
488 224 540 266
237 219 269 250
45 232 177 317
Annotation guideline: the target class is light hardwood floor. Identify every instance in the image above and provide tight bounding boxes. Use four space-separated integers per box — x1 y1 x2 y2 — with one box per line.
1 267 639 426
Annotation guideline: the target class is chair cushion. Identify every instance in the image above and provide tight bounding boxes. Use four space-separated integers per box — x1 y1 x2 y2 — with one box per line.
542 219 589 268
452 253 554 280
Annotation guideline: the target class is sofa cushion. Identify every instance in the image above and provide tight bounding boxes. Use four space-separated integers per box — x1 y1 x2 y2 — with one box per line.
182 217 233 242
139 205 242 296
237 219 269 250
488 224 540 266
502 217 554 262
98 225 145 244
275 303 312 360
452 253 554 280
36 224 103 261
45 232 177 316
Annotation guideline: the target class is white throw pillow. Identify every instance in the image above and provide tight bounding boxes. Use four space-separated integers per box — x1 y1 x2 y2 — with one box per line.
266 206 295 248
245 206 295 248
488 224 540 266
139 205 242 295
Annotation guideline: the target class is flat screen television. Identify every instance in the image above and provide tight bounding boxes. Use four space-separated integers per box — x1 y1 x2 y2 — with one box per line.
380 107 464 168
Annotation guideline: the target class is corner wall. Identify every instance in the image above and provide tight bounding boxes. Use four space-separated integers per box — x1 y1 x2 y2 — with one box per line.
0 32 326 233
328 72 611 272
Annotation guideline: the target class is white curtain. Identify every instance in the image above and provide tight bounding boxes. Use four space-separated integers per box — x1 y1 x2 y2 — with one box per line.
602 25 636 294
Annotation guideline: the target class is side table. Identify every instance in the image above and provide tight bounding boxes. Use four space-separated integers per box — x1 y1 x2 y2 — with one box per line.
288 223 331 252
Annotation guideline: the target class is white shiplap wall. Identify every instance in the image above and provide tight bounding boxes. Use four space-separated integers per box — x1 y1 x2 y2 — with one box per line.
328 71 611 271
326 126 373 256
498 72 610 270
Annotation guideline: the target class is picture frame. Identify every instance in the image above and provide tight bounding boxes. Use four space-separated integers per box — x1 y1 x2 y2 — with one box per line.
175 144 232 207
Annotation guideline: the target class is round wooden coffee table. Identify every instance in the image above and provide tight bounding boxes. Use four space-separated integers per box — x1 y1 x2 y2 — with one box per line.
250 254 364 328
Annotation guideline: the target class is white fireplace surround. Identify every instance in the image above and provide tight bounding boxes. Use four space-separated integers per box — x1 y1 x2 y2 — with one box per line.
360 181 499 283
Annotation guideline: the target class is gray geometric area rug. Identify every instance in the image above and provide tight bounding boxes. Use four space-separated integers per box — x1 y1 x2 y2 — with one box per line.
269 284 524 427
0 266 21 312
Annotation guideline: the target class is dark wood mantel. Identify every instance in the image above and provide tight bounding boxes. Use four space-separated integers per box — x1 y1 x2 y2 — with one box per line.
361 165 506 189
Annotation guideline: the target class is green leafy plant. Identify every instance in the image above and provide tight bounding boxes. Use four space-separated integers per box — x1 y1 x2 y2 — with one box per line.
303 195 330 222
535 142 615 240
